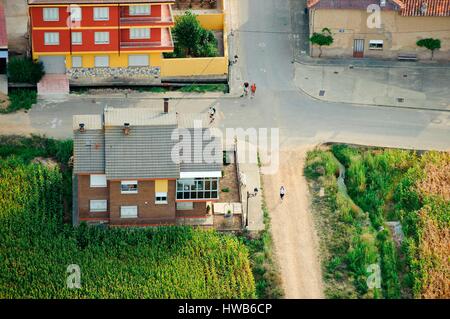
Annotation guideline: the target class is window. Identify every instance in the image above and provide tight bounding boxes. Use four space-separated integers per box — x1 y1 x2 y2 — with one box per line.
128 54 149 67
90 174 107 187
44 32 60 45
70 6 82 21
94 7 109 21
155 180 168 204
369 40 384 50
130 28 150 40
129 5 151 16
43 8 59 21
120 206 138 218
176 178 219 200
71 56 82 68
72 32 82 45
90 200 107 213
177 202 193 211
94 32 110 44
121 181 138 194
94 56 109 67
155 192 168 204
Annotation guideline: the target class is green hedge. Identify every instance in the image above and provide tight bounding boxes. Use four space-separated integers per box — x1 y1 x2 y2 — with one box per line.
8 57 45 84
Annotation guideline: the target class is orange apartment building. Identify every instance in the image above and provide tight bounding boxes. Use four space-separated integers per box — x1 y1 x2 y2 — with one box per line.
28 0 175 84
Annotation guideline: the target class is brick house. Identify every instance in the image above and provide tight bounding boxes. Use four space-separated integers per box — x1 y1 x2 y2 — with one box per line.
28 0 175 84
72 105 223 226
307 0 450 60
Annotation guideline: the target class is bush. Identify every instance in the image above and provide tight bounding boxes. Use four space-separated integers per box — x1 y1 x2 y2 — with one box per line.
8 57 45 84
0 89 37 114
377 230 401 298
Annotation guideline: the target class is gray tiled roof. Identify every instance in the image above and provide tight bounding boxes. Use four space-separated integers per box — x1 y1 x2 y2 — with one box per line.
73 129 105 173
105 125 179 179
73 109 223 179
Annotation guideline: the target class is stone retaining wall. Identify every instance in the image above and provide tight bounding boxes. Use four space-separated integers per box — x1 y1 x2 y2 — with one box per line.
68 66 161 85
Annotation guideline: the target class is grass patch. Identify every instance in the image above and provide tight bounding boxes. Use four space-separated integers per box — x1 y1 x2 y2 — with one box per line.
319 144 449 299
240 168 283 299
241 202 284 299
179 84 227 93
0 89 37 114
306 147 382 299
136 86 168 93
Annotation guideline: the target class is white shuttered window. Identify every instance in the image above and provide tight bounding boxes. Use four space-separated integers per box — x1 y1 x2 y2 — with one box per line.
72 32 82 45
130 28 150 39
72 56 82 68
90 174 107 187
129 5 151 16
121 206 138 218
93 7 109 21
90 200 107 212
128 55 149 67
44 32 60 45
43 8 59 21
94 56 109 67
94 32 110 44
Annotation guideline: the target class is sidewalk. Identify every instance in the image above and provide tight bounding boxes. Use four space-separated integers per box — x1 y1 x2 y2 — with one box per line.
233 139 264 233
294 62 450 111
297 54 450 69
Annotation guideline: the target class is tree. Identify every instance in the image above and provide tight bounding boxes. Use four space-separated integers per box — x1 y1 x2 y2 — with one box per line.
170 11 218 58
416 38 441 60
309 28 334 58
7 57 45 84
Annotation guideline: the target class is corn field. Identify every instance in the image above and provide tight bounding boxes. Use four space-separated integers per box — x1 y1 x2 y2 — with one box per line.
0 157 256 298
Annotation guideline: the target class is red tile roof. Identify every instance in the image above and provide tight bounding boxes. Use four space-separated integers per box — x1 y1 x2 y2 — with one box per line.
397 0 450 16
307 0 450 16
28 0 174 4
307 0 397 10
0 3 7 49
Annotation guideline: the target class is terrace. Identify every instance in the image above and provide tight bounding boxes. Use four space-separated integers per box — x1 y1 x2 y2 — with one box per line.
120 28 174 50
119 4 174 26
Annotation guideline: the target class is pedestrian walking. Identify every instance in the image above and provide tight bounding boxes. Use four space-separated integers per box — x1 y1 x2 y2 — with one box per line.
209 106 216 123
250 83 257 98
280 186 286 201
242 82 249 97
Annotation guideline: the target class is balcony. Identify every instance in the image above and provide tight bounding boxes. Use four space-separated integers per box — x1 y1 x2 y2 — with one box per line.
120 28 174 51
119 4 174 26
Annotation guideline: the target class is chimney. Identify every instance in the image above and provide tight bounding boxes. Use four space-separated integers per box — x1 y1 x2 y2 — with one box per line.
164 98 169 113
123 123 130 135
79 123 85 133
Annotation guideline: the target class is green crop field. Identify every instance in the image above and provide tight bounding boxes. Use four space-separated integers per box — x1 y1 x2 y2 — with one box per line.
0 136 256 299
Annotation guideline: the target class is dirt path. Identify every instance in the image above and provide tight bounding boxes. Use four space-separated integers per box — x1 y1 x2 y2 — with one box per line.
263 147 325 299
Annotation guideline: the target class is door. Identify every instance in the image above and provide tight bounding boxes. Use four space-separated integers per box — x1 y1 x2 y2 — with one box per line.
353 39 365 58
39 56 66 74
